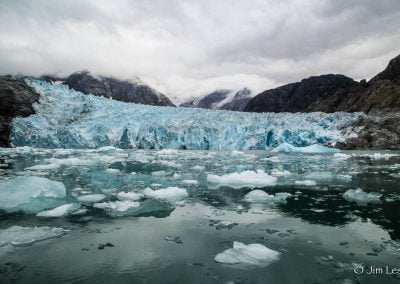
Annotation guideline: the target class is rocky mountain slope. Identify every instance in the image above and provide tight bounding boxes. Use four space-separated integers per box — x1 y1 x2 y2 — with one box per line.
244 54 400 114
62 72 175 107
180 88 252 111
0 76 40 147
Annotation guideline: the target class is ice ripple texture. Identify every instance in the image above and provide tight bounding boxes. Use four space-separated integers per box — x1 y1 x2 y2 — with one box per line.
10 80 361 150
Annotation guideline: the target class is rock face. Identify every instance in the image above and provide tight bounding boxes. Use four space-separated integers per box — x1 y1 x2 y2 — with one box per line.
244 54 400 114
64 72 175 107
181 88 252 111
0 77 40 147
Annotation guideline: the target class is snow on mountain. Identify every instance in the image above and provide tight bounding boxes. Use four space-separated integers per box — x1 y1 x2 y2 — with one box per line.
9 79 361 150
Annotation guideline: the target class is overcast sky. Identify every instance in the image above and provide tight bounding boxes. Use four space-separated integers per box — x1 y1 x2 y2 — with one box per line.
1 0 399 102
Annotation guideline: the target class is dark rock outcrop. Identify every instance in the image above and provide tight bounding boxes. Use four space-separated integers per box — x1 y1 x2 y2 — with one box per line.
181 88 252 111
0 77 40 147
64 72 175 107
244 54 400 114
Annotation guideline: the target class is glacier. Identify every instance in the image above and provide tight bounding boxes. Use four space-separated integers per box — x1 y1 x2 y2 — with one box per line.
10 79 361 150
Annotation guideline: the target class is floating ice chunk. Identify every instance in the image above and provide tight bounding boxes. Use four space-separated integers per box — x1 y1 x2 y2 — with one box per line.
37 203 80 217
97 146 120 152
105 168 120 174
333 153 351 160
143 187 188 202
44 157 94 166
117 191 143 201
158 149 179 155
337 174 352 181
77 194 106 203
271 170 291 177
343 189 382 205
295 180 317 186
214 241 280 267
210 220 239 230
94 200 140 213
305 172 333 180
182 179 199 185
207 170 277 189
151 170 166 177
192 165 205 171
244 190 292 204
263 156 281 163
361 153 398 160
0 226 68 247
272 143 339 154
25 163 61 170
0 176 66 213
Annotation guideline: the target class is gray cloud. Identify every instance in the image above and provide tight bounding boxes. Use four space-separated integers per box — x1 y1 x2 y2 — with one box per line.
0 0 399 102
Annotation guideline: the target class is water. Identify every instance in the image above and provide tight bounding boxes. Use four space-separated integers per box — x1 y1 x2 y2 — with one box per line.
1 147 400 283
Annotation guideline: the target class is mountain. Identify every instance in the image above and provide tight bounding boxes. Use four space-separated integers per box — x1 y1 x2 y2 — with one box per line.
46 72 175 107
0 76 40 147
244 54 400 114
180 88 252 111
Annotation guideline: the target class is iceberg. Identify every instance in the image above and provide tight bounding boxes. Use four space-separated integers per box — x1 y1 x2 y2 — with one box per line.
207 170 277 189
37 203 80 217
9 79 360 150
214 241 280 267
295 180 317 186
343 188 382 205
0 226 68 247
143 187 188 202
243 190 292 204
0 176 66 213
272 143 339 154
77 194 106 203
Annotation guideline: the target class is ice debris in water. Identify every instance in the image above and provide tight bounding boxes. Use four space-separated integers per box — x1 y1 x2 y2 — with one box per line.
244 190 292 204
143 187 188 203
343 189 382 205
25 163 61 170
182 179 199 185
210 220 238 230
77 194 107 203
214 241 280 267
0 176 66 213
0 226 68 247
271 143 339 154
37 203 80 217
207 170 277 189
271 170 291 177
360 153 398 160
117 191 143 201
333 153 351 160
10 79 360 149
94 200 140 216
295 180 317 186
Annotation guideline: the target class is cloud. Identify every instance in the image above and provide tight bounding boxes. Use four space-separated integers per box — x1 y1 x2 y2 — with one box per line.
0 0 399 102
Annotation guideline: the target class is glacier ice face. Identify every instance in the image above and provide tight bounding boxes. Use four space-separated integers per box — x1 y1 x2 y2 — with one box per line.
214 241 280 267
9 79 361 150
0 176 66 213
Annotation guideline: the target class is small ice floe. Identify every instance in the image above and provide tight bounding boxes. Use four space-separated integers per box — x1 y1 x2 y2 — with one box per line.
333 153 351 160
271 143 339 154
158 149 179 155
94 200 140 216
25 163 61 170
37 203 80 217
361 153 398 160
0 176 66 213
262 156 281 163
143 187 188 203
209 220 238 230
182 179 199 185
164 235 183 244
271 170 291 177
295 180 317 186
243 190 292 204
214 241 280 267
0 226 68 247
207 170 277 189
105 168 121 174
343 188 382 205
97 146 120 152
116 191 143 201
44 157 94 166
77 194 106 203
337 174 352 181
151 170 166 177
192 165 205 171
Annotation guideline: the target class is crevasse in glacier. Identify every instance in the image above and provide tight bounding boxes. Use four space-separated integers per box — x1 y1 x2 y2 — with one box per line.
10 79 361 150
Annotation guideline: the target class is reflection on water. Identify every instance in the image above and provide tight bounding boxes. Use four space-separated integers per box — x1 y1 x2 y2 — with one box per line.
0 147 400 283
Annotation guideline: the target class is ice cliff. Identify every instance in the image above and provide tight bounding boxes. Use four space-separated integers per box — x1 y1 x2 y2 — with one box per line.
9 79 361 150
